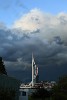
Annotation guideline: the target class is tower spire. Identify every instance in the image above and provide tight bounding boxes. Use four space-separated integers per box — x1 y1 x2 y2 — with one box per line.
32 53 39 86
32 53 34 86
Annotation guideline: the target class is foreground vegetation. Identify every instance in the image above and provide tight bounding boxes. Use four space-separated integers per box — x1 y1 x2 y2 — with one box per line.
52 75 67 100
29 75 67 100
0 57 20 100
0 89 16 100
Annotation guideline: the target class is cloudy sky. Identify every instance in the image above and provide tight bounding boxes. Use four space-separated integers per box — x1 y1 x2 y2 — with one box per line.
0 0 67 82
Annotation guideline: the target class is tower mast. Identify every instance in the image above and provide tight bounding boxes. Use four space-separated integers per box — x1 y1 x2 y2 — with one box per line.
32 53 34 86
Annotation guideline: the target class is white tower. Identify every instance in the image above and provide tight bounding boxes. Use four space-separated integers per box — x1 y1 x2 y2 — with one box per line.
32 53 34 86
32 53 38 87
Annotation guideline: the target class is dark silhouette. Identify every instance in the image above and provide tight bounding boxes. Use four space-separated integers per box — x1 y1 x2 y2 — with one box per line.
31 88 51 100
0 57 20 100
52 75 67 100
0 57 7 75
0 89 16 100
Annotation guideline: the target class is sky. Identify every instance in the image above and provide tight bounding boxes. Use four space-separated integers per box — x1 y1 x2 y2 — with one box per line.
0 0 67 82
0 0 67 27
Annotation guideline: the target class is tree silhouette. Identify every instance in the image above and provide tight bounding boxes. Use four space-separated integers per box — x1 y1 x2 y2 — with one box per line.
0 57 7 75
52 75 67 100
0 89 16 100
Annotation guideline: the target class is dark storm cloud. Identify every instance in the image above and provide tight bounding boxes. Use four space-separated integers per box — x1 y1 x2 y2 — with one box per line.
0 25 67 71
0 21 67 81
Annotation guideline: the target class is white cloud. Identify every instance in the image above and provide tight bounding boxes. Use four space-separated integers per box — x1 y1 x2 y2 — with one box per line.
13 8 67 43
13 8 43 31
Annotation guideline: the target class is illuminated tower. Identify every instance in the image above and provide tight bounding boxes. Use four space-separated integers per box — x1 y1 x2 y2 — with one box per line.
32 53 34 86
32 54 39 87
